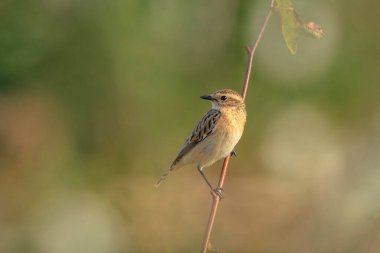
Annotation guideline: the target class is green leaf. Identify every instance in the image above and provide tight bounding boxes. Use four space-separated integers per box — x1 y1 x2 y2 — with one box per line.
275 0 324 54
275 0 300 54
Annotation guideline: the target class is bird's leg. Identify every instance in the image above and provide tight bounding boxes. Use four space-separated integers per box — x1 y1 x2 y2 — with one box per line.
197 167 223 199
197 167 213 189
231 150 237 157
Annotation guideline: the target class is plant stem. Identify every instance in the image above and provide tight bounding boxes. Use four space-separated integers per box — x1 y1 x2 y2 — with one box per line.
241 0 276 100
201 1 275 252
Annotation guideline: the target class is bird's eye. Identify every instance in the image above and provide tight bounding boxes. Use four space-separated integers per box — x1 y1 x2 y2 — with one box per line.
221 96 227 101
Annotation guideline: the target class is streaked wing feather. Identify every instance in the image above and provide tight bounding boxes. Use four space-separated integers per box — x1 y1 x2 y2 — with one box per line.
171 109 221 168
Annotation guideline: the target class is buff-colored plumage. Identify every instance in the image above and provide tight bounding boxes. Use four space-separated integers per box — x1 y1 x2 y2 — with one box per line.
156 89 247 190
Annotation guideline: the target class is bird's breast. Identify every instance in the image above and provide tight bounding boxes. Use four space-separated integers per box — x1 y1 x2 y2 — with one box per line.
217 108 246 152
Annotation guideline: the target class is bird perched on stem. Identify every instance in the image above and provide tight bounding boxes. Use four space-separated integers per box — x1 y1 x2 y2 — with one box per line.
155 89 247 198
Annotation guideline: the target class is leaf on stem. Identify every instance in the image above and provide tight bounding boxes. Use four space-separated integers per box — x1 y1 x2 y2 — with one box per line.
275 0 324 54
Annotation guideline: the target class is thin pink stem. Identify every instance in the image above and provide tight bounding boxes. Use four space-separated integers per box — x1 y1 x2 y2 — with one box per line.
201 156 231 253
241 0 275 101
201 1 275 252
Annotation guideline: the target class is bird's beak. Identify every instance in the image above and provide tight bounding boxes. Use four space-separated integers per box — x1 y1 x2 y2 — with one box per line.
200 94 213 100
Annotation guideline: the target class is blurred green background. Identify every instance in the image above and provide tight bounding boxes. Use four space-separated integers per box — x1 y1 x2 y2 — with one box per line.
1 0 379 252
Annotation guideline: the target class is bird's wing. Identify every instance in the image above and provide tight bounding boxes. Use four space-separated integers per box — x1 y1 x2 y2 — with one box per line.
170 109 221 169
155 109 221 187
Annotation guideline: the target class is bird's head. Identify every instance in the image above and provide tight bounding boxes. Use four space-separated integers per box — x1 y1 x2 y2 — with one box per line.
200 89 244 109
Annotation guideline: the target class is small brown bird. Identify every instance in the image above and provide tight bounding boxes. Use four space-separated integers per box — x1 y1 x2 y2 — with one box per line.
156 89 247 197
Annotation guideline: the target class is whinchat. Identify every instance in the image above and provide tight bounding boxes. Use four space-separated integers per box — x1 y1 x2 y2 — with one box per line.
156 89 247 197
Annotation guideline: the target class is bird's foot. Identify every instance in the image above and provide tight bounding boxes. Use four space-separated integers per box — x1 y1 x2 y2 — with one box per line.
211 187 224 199
231 150 237 157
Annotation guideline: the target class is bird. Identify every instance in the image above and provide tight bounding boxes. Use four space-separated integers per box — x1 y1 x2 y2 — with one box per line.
155 89 247 197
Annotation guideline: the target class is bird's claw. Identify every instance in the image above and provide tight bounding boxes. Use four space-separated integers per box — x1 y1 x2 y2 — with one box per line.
212 187 224 199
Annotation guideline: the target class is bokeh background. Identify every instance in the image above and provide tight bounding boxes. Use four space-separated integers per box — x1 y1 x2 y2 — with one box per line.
1 0 379 252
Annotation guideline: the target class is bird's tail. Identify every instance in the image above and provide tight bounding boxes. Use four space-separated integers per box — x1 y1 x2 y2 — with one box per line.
155 167 173 187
